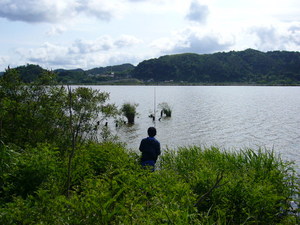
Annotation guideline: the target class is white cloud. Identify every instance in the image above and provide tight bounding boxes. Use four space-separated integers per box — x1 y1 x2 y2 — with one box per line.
46 25 66 36
75 0 126 21
249 23 300 51
69 37 114 54
68 35 143 55
0 0 124 23
152 27 234 54
16 42 70 67
114 35 143 48
0 56 10 70
250 26 279 50
288 25 300 45
14 35 143 69
185 0 209 24
0 0 76 23
106 52 142 66
126 0 178 3
1 0 300 71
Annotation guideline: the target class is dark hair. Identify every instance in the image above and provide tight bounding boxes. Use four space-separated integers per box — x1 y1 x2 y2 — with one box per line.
147 127 156 137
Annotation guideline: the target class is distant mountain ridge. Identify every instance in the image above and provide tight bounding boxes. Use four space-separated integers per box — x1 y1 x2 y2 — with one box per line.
85 64 135 75
1 49 300 85
133 49 300 84
54 64 135 83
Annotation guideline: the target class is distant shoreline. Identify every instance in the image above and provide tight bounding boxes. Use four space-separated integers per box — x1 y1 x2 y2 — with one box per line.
64 80 300 86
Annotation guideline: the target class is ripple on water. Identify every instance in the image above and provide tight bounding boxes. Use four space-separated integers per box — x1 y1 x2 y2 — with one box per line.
95 85 300 171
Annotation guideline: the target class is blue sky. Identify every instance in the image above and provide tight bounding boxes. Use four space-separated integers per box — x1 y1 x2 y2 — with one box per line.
0 0 300 71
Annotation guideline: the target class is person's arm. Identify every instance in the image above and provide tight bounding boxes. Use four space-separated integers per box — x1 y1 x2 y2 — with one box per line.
156 141 161 156
139 139 145 152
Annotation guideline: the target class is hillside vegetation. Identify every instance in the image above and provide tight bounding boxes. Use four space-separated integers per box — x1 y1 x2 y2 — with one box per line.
133 49 300 84
1 49 300 85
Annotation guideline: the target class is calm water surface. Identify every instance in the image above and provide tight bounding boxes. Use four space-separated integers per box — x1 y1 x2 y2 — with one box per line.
92 86 300 170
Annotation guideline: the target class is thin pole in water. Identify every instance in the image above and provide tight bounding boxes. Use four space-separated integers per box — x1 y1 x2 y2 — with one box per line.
153 87 156 124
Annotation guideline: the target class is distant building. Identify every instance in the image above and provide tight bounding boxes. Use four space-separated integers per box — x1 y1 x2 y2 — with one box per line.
88 72 115 78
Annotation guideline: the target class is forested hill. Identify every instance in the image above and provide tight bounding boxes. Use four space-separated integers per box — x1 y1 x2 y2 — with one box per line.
133 49 300 84
1 49 300 85
0 63 135 84
54 64 135 83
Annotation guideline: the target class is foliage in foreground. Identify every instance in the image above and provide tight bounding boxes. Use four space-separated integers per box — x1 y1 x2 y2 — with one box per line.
0 68 118 149
160 146 300 224
0 142 299 224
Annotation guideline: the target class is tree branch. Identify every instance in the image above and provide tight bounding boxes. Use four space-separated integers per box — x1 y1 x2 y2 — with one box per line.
195 172 228 207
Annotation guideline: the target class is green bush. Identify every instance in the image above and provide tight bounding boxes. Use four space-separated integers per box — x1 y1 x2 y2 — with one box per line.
0 69 117 150
158 102 172 117
1 143 299 224
2 144 63 200
160 146 300 224
121 103 138 124
0 142 200 224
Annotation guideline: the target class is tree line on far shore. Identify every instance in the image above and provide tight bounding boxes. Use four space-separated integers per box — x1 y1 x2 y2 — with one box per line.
1 48 300 85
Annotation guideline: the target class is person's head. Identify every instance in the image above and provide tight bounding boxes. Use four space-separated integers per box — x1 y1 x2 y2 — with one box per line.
147 127 156 137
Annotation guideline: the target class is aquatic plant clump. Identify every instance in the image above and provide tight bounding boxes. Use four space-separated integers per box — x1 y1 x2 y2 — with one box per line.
121 102 138 124
158 102 172 117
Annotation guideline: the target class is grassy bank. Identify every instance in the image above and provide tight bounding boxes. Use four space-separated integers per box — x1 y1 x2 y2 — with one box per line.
1 142 299 224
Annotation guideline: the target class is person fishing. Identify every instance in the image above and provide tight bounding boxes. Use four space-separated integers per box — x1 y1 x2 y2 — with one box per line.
139 127 161 171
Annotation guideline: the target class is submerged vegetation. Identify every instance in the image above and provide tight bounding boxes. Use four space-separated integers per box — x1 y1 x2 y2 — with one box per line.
158 102 172 117
121 102 138 124
0 68 299 224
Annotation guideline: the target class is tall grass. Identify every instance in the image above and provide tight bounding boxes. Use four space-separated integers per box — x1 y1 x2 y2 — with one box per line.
160 146 299 224
0 143 299 224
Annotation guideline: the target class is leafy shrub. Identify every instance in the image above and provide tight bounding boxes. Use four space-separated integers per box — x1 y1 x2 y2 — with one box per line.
158 102 172 117
0 143 199 224
160 146 300 224
0 143 299 224
2 144 62 200
0 69 117 150
121 103 138 124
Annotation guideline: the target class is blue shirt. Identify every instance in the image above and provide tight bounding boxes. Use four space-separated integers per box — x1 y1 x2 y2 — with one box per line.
139 137 161 162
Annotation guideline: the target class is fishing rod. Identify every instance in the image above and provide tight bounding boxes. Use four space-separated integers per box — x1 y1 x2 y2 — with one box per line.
153 87 156 127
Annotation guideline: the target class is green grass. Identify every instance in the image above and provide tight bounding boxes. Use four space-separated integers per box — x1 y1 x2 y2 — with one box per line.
0 143 299 224
160 146 299 224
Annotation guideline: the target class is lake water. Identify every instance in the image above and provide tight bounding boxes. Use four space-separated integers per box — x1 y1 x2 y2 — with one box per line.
91 85 300 171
